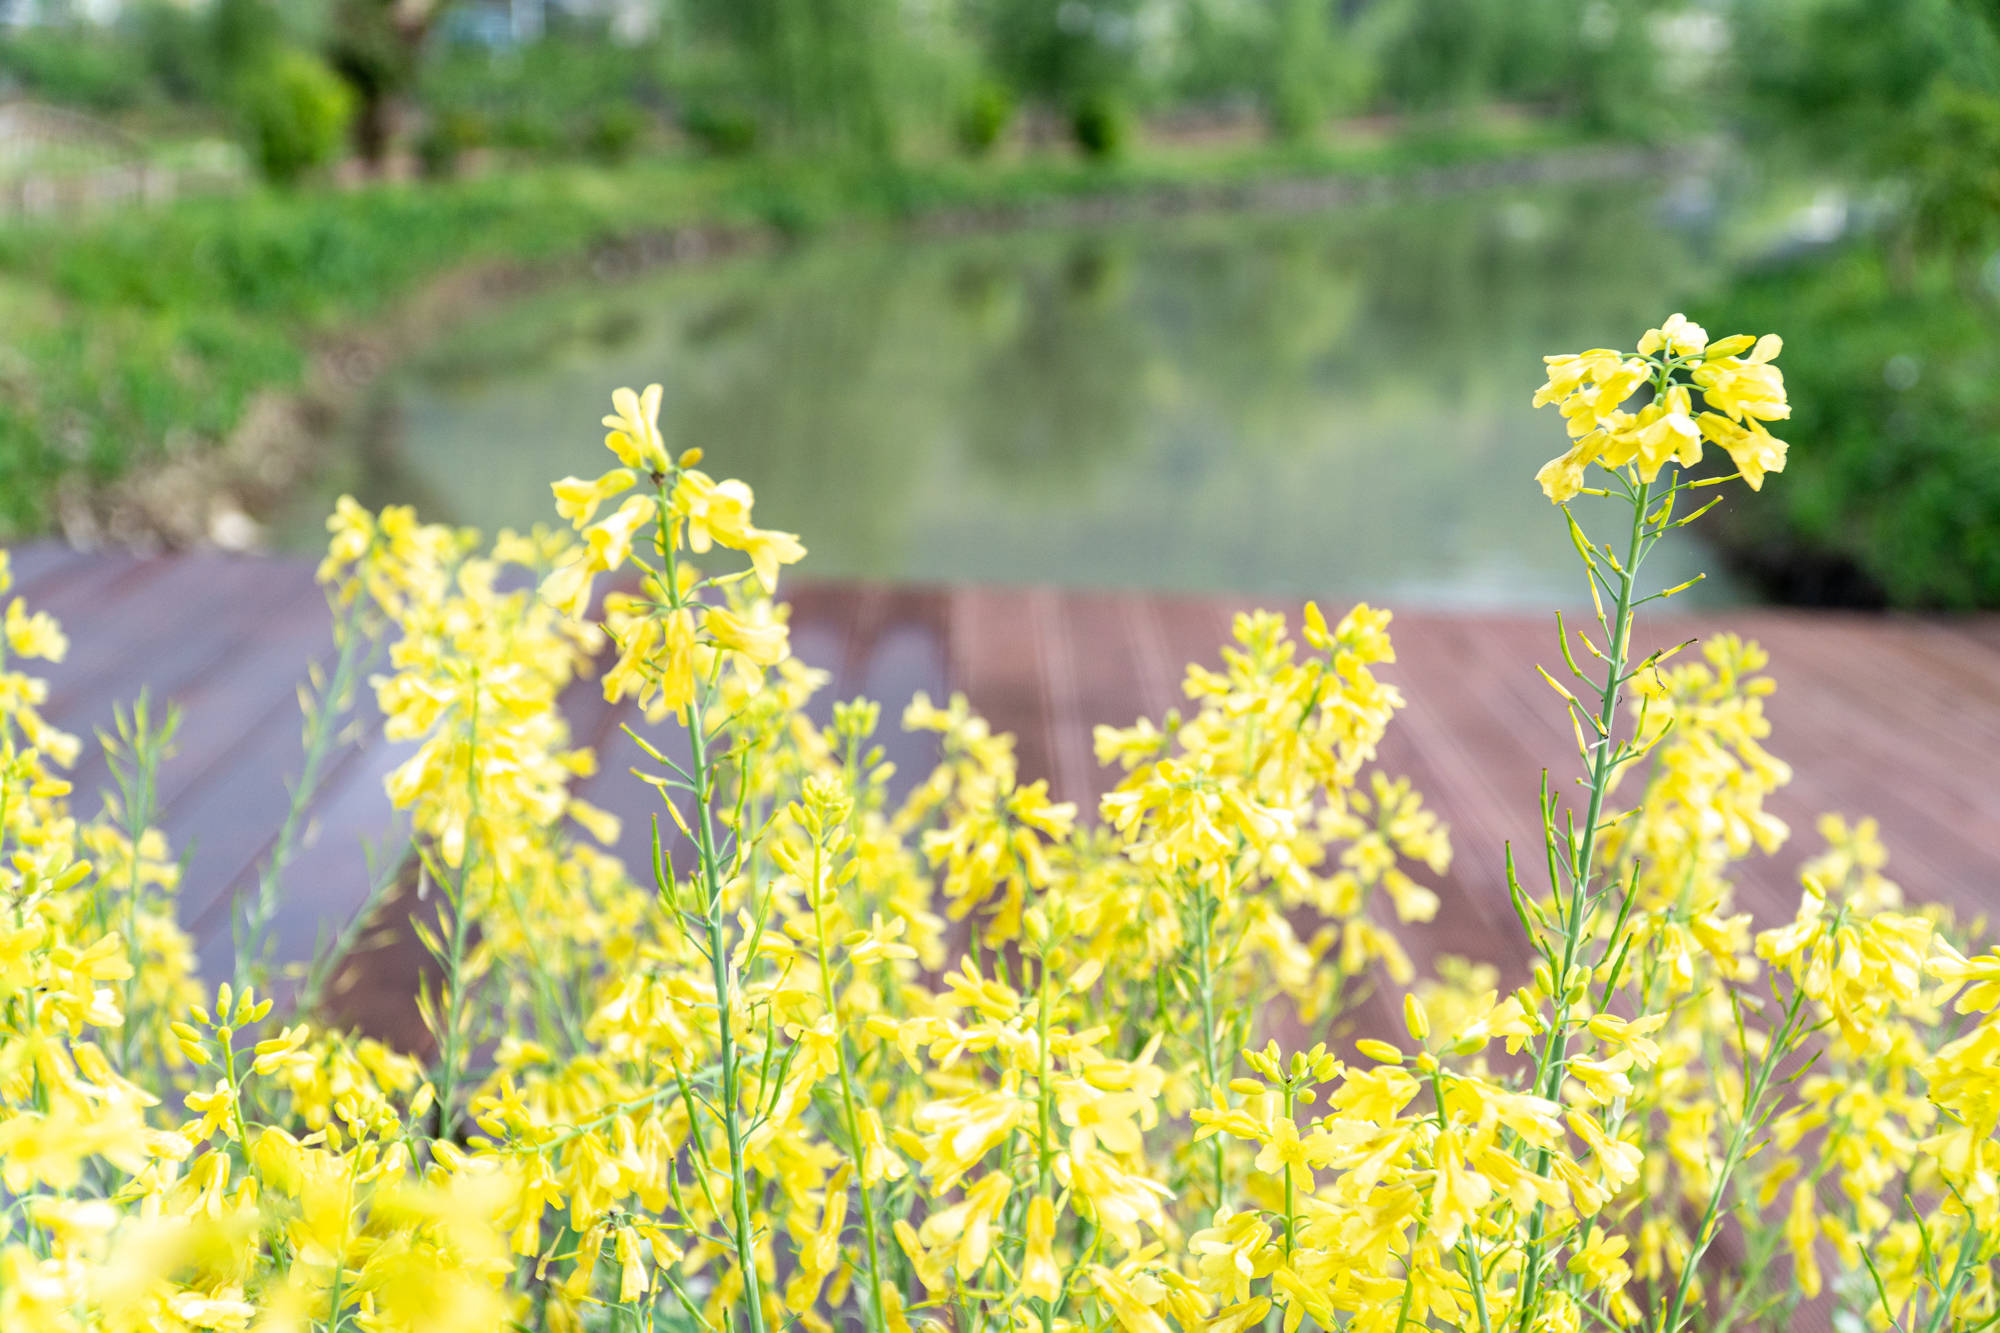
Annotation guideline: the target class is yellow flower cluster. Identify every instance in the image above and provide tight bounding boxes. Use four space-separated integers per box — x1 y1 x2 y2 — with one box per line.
0 326 1993 1333
1534 313 1790 503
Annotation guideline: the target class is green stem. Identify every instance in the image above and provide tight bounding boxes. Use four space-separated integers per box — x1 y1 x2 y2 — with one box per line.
1189 880 1226 1210
109 694 174 1073
807 830 887 1333
431 674 483 1145
1655 988 1810 1333
238 589 373 994
687 680 768 1333
1033 919 1059 1333
650 475 767 1333
1427 1066 1492 1333
217 1029 265 1193
1514 475 1653 1331
1281 1083 1297 1260
1917 1221 1985 1333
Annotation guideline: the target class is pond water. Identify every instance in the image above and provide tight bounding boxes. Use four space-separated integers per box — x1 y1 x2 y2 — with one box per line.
275 170 1801 607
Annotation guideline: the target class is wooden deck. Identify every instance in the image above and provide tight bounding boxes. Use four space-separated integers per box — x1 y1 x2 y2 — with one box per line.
15 546 2000 1004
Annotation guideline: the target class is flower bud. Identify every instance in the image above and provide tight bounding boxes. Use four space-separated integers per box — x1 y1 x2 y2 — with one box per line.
1403 993 1431 1042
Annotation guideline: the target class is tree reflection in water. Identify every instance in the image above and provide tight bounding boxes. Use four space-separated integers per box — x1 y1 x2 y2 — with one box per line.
281 176 1767 608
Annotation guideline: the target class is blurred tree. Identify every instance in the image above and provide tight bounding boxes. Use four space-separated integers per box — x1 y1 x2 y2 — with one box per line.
0 22 149 111
1730 0 1991 161
326 0 452 166
975 0 1146 120
419 31 669 162
1903 84 2000 276
131 0 223 104
1372 0 1500 111
681 0 897 154
208 0 286 80
1173 0 1263 108
1266 0 1335 140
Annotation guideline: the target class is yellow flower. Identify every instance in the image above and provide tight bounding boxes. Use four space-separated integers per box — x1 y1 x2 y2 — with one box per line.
916 1172 1010 1281
584 495 657 574
551 468 637 528
911 1091 1024 1191
1785 1181 1822 1299
602 384 668 472
1691 333 1788 423
1427 1128 1492 1248
5 598 67 662
1638 312 1708 357
785 1169 849 1311
1533 317 1788 501
1696 412 1788 489
671 470 806 591
1932 941 2000 1013
703 605 789 667
17 335 1997 1333
1088 1262 1173 1333
1021 1195 1062 1302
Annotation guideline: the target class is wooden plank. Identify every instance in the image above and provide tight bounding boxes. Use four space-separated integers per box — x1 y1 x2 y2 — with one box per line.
1031 587 1096 808
42 557 299 723
1118 588 1181 715
12 551 2000 1016
4 541 97 596
847 584 952 801
948 585 1055 790
189 733 408 986
164 667 349 936
1144 592 1235 702
62 563 327 820
1735 614 2000 922
10 546 150 610
25 555 353 964
1375 615 1549 985
1054 588 1154 808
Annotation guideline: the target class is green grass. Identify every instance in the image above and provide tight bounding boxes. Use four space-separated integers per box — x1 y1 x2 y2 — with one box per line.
0 119 1589 537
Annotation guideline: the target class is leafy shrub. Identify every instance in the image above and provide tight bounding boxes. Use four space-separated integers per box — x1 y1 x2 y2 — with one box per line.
680 99 761 156
1265 0 1332 141
1728 0 1994 166
1711 245 2000 608
1 323 1996 1332
581 101 649 163
957 78 1016 156
420 34 666 162
130 0 227 105
416 107 488 178
1071 89 1131 159
0 25 150 112
490 106 564 153
236 47 355 185
1900 81 2000 267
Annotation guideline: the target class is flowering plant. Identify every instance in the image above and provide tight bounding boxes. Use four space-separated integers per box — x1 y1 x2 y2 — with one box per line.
0 316 1993 1333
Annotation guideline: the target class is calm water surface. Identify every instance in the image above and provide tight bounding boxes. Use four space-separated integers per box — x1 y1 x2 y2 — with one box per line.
277 174 1798 607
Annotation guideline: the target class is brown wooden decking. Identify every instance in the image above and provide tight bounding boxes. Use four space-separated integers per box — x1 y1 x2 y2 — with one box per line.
16 547 2000 994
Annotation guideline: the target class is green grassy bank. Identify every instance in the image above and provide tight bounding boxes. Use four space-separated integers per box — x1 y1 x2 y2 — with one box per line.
0 122 1599 540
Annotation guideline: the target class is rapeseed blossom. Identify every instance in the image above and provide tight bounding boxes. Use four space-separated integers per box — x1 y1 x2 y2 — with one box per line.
1534 313 1791 502
0 330 1992 1333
